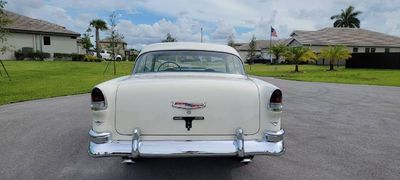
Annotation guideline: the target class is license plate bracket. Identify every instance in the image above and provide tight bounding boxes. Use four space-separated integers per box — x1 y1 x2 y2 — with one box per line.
173 116 204 131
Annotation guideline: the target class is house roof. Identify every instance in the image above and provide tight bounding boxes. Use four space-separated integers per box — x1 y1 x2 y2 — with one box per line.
99 37 127 44
236 39 289 51
290 27 400 47
3 10 80 36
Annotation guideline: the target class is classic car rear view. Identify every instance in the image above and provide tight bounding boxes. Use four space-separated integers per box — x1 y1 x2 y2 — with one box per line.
88 42 285 164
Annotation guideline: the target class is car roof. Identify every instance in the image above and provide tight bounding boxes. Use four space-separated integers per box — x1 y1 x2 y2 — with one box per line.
139 42 241 58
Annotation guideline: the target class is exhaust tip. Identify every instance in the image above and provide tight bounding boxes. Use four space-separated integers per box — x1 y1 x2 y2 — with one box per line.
240 158 252 164
121 158 136 164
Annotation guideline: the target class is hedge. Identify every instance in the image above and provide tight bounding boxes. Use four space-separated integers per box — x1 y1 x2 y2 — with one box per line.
14 50 51 60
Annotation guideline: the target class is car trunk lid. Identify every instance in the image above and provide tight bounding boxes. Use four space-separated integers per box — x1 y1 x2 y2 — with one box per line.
115 73 260 136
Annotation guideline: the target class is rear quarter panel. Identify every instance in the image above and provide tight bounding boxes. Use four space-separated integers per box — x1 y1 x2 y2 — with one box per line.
91 76 130 133
249 77 282 132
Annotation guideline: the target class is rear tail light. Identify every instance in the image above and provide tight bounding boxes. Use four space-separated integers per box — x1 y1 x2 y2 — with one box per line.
269 89 283 111
91 88 107 110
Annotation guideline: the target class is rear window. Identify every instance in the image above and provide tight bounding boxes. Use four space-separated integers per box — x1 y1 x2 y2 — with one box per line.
133 50 244 75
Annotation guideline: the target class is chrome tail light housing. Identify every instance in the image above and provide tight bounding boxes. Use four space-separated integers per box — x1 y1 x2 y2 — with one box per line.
91 88 107 110
269 89 283 111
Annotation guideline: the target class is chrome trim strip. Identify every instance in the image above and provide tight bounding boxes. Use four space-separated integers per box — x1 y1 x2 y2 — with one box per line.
90 87 108 111
171 102 206 110
268 103 283 112
264 129 285 142
88 129 285 158
89 130 111 144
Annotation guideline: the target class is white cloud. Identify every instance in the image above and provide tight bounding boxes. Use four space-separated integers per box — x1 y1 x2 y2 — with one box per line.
117 17 208 49
211 21 236 42
5 0 400 49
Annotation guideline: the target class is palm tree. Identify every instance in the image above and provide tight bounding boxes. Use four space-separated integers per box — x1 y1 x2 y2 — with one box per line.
285 46 317 72
90 19 108 58
270 44 287 64
331 6 362 28
319 46 352 71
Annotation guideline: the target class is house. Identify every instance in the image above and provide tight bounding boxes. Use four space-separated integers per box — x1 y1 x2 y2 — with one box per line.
98 37 127 57
288 27 400 65
235 39 289 63
77 37 89 54
0 10 82 60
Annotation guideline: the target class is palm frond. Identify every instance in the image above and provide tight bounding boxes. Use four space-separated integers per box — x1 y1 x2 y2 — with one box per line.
333 20 342 27
330 14 341 20
331 5 362 28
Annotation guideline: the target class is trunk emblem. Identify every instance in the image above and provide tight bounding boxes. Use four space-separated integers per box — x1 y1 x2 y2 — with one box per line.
171 102 206 110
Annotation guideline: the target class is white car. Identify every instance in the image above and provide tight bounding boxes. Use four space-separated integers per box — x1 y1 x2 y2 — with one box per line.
94 50 123 61
88 42 285 164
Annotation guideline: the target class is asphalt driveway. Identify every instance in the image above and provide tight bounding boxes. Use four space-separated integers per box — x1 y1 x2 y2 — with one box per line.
0 77 399 180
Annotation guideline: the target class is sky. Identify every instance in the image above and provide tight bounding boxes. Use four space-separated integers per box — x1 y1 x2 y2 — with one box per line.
5 0 400 49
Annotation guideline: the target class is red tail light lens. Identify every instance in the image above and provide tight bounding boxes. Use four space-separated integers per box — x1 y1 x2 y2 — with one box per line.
269 89 283 111
91 88 107 110
91 88 104 101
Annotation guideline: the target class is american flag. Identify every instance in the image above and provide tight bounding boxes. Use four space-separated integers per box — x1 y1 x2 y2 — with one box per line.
271 27 278 37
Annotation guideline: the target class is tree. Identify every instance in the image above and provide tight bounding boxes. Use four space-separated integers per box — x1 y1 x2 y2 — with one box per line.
0 0 11 80
270 44 287 64
227 34 235 47
104 11 125 75
162 33 177 42
90 19 108 58
81 28 93 54
331 5 362 28
246 35 257 69
107 12 124 60
319 46 352 71
285 46 317 72
0 0 12 55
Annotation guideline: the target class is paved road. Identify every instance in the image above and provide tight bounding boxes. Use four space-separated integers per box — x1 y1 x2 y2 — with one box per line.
1 78 400 180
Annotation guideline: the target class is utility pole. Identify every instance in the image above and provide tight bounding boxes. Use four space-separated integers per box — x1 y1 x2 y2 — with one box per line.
201 27 203 43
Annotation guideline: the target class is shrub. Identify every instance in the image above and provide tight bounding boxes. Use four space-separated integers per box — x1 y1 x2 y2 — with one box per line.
26 51 35 59
71 54 85 61
83 55 102 62
54 53 72 60
14 49 50 60
127 54 138 61
54 53 100 62
14 50 24 60
35 51 51 60
21 47 33 55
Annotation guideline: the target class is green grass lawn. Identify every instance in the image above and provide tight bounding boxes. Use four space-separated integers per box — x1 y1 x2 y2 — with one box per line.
245 64 400 87
1 61 399 105
0 61 132 105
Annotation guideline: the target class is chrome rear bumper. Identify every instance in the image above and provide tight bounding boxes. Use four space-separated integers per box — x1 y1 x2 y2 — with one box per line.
88 128 285 158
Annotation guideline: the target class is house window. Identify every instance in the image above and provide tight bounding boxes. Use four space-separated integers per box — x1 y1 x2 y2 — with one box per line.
43 36 51 45
353 47 358 53
365 48 370 53
371 48 376 53
385 48 390 53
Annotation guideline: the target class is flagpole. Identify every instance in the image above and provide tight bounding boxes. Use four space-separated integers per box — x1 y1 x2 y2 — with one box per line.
269 26 272 64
